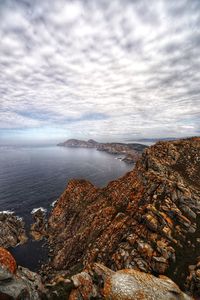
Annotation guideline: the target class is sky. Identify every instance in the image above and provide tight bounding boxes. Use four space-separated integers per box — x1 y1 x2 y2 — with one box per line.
0 0 200 144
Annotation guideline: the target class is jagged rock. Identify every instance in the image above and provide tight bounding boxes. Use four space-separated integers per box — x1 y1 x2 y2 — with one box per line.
0 248 45 299
44 137 200 297
0 212 27 248
30 208 47 241
68 263 192 300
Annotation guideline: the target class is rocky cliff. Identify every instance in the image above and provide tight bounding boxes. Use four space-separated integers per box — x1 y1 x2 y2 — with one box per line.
57 139 147 163
0 137 199 299
46 137 200 297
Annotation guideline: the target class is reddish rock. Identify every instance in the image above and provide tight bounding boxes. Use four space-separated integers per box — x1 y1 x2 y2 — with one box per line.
45 137 200 296
0 247 16 274
69 271 97 300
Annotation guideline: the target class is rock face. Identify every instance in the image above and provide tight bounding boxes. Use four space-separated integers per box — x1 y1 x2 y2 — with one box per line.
0 212 27 248
57 139 147 163
46 137 200 296
0 248 44 300
68 263 192 300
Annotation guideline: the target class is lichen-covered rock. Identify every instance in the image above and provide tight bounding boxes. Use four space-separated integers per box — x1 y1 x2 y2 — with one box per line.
68 263 192 300
0 212 27 248
103 269 192 300
45 137 200 296
0 247 17 274
0 249 45 299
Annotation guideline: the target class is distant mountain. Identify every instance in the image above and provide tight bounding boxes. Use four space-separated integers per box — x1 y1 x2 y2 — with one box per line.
57 139 148 163
57 138 98 148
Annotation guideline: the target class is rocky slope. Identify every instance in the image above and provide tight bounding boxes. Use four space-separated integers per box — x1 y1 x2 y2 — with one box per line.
57 139 147 163
0 248 192 300
45 137 200 297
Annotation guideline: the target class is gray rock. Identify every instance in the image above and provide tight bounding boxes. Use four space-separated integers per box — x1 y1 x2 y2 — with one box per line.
0 266 13 281
0 265 45 300
0 213 27 248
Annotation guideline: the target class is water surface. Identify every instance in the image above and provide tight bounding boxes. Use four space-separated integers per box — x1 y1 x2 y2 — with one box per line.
0 145 133 222
0 145 133 270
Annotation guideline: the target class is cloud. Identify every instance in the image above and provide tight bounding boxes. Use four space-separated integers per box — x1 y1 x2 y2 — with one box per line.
0 0 200 142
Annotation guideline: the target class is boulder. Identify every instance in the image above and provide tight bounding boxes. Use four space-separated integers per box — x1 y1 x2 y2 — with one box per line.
68 263 193 300
0 248 45 300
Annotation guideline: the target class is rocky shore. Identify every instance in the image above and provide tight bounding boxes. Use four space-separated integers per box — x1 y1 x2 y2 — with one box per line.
0 212 27 248
0 137 199 299
57 138 148 163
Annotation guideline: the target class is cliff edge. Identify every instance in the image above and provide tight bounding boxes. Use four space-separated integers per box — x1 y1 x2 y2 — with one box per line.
45 137 200 296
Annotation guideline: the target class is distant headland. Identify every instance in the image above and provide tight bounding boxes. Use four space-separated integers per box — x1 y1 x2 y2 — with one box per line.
57 138 148 163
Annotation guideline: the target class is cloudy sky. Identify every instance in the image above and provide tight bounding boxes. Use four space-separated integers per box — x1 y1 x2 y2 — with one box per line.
0 0 200 143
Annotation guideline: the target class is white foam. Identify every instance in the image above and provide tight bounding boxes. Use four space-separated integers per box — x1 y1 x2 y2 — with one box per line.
0 210 14 215
31 207 47 214
51 200 57 207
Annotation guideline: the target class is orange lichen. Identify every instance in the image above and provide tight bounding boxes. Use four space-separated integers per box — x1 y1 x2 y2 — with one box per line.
0 247 17 274
46 138 200 295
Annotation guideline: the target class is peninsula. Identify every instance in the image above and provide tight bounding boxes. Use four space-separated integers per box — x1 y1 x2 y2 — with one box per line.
57 139 148 163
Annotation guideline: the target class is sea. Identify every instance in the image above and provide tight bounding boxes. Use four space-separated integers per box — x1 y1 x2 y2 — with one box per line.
0 145 133 270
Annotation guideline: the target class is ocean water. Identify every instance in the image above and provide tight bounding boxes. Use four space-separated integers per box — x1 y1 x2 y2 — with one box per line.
0 145 133 221
0 145 134 270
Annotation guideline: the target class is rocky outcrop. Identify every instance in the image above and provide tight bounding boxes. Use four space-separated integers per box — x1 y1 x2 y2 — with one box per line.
45 137 200 297
0 248 193 300
57 139 147 163
30 208 47 241
68 263 192 300
0 248 45 299
0 212 27 248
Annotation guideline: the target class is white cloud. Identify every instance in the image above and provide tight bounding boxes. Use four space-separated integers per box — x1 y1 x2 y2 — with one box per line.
0 0 200 142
